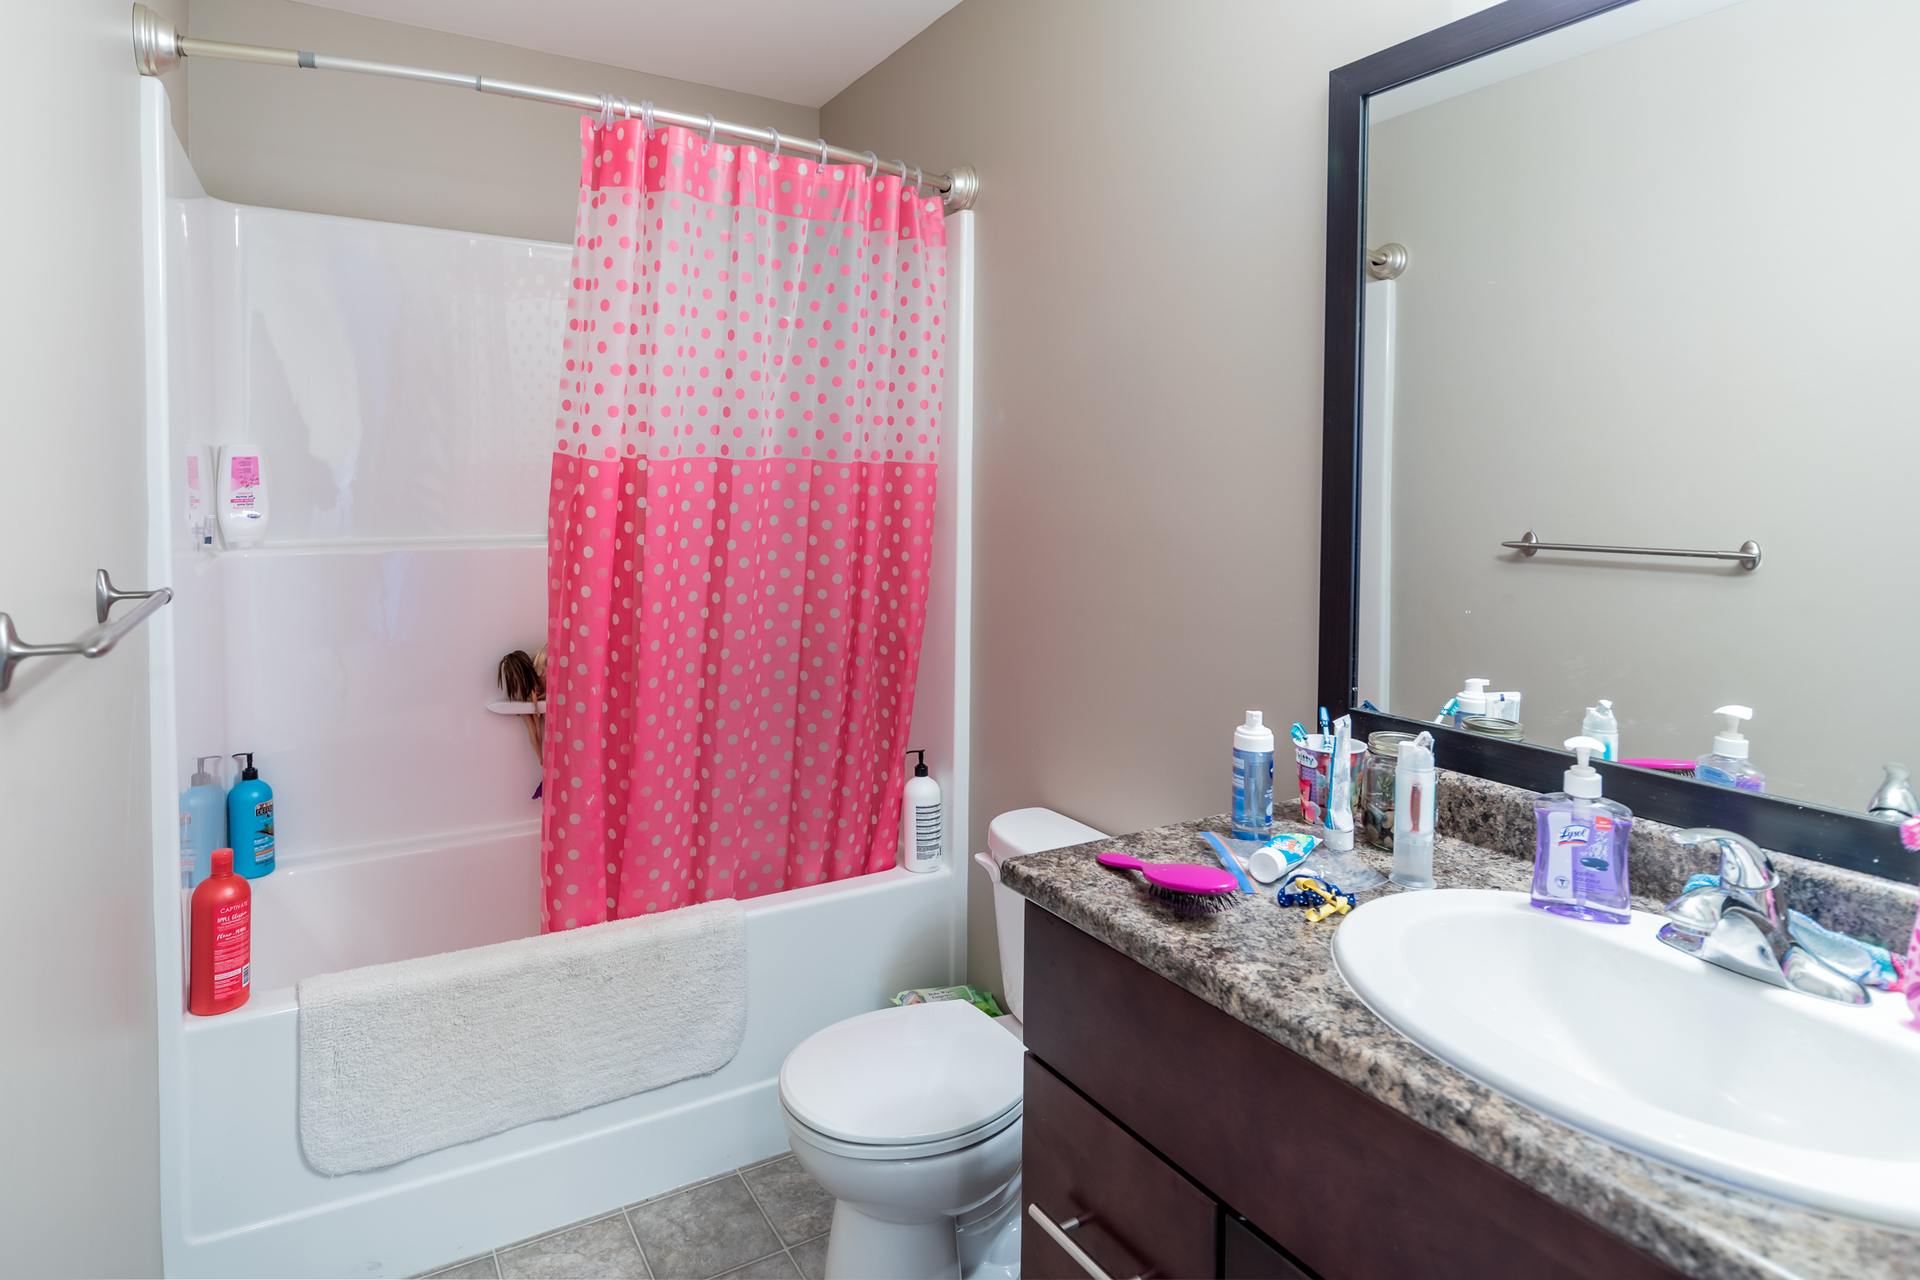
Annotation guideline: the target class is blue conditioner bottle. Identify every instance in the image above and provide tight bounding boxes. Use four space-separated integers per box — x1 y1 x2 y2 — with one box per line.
228 752 275 878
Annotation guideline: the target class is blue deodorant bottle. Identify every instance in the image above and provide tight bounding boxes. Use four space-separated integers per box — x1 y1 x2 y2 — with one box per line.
228 752 275 878
179 755 227 889
1231 711 1276 840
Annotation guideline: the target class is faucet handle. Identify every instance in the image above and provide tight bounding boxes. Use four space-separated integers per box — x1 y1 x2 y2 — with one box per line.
1672 828 1773 891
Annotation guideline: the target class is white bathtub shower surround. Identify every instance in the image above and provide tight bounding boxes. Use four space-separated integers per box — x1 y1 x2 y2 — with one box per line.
140 80 975 1277
299 899 748 1176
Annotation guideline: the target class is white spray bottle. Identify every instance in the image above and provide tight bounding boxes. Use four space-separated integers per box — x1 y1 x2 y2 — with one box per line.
902 750 942 872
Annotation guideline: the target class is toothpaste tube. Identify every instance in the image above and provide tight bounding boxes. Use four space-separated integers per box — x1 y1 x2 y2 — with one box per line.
1251 832 1318 883
1328 715 1355 851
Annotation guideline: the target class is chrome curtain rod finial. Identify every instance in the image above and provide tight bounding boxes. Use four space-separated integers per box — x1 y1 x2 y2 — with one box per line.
943 164 980 212
1503 530 1763 571
131 3 180 75
1367 242 1408 281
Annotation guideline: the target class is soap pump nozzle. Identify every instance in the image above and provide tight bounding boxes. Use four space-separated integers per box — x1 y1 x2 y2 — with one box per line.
908 749 929 778
191 755 220 787
233 752 258 781
1711 705 1753 759
1562 736 1605 799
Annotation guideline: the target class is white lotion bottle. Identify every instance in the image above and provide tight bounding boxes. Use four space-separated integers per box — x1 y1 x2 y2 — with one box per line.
217 445 270 549
902 749 942 872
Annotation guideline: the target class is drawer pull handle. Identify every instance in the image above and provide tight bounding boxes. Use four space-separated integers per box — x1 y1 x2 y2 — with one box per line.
1027 1204 1140 1280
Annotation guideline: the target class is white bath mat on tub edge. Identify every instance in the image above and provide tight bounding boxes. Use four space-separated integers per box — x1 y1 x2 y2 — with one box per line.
296 898 747 1176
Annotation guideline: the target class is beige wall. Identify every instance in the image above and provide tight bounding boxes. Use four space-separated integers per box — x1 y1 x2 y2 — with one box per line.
0 2 183 1274
185 0 819 243
822 0 1463 998
1368 0 1920 810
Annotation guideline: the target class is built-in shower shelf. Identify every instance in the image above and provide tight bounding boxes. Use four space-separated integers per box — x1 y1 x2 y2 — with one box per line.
486 699 546 714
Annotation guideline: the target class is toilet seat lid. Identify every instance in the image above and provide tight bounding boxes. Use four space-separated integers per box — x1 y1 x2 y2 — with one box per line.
779 1001 1023 1146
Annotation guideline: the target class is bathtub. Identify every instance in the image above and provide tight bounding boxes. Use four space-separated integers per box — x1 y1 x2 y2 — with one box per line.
140 83 976 1276
169 830 958 1278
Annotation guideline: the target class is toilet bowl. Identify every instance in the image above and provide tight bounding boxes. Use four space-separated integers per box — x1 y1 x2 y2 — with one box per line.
781 1001 1024 1279
782 808 1108 1279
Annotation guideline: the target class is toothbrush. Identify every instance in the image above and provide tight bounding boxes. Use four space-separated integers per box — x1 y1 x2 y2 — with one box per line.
1318 706 1330 737
1200 831 1259 895
1291 722 1309 749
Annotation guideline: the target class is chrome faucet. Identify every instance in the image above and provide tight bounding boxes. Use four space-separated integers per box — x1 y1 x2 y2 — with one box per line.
1657 829 1869 1006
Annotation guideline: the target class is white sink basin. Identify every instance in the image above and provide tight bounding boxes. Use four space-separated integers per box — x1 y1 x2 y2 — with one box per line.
1333 889 1920 1230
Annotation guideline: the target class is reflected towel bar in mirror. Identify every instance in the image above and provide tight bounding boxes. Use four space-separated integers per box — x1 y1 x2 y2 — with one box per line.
1502 530 1762 571
0 570 174 693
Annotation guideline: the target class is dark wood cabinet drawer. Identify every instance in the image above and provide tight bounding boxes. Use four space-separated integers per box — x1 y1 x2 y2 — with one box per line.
1024 901 1681 1280
1023 1055 1217 1280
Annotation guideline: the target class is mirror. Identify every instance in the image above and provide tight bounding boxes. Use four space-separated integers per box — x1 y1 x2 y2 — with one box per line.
1352 0 1920 822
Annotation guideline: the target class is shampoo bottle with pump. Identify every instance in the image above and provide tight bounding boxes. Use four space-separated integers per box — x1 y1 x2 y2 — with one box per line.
1531 737 1633 924
228 753 275 878
902 750 942 872
1696 705 1765 793
179 756 226 889
190 848 251 1016
1582 700 1619 761
1231 711 1275 840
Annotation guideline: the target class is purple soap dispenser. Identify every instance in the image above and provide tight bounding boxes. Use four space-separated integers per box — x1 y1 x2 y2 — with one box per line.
1531 736 1633 924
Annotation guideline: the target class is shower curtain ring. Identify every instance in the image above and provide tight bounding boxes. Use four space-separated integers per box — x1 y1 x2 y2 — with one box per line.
891 160 905 191
618 96 632 123
705 113 718 145
597 92 613 130
912 164 923 197
766 127 782 162
816 137 829 166
639 100 655 134
861 151 878 181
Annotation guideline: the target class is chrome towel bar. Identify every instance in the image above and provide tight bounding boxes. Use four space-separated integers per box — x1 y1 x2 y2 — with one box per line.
1 570 173 693
1502 530 1762 571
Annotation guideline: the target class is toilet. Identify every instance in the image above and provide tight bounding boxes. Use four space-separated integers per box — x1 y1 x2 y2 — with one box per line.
780 808 1109 1280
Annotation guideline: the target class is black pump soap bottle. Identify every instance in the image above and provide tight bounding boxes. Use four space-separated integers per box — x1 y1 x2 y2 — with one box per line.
902 749 942 872
227 752 276 879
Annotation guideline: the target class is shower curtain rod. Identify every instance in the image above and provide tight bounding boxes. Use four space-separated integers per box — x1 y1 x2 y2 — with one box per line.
129 3 979 211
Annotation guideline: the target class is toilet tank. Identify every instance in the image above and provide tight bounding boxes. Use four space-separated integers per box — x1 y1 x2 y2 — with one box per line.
977 808 1108 1025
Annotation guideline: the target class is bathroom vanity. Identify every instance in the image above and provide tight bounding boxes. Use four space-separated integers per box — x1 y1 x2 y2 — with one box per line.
1003 783 1920 1280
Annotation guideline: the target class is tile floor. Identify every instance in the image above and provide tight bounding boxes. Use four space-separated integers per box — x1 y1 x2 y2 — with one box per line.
420 1154 836 1280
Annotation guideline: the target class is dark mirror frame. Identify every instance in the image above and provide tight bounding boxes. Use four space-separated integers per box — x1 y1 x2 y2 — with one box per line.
1318 0 1918 883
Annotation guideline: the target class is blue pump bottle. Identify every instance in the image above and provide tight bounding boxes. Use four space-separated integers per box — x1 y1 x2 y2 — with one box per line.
228 752 275 878
179 755 226 889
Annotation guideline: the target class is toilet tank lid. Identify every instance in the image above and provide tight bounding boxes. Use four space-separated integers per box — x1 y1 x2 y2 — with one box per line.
987 807 1109 863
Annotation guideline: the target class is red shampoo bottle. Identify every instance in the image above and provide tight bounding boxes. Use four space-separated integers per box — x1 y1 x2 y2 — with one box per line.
190 847 251 1016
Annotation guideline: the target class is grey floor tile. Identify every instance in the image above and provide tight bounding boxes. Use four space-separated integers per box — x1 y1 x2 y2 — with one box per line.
626 1175 782 1279
498 1214 649 1279
711 1253 800 1280
788 1236 828 1280
422 1256 500 1280
739 1158 836 1247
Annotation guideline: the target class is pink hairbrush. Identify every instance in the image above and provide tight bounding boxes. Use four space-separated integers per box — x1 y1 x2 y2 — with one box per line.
1097 850 1239 914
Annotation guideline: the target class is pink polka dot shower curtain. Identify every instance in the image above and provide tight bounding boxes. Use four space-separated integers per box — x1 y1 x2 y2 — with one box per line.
539 117 947 929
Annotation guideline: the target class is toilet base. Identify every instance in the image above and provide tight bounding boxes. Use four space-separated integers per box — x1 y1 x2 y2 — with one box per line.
824 1199 959 1280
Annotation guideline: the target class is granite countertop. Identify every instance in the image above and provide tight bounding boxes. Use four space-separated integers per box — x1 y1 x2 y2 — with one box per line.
999 776 1920 1280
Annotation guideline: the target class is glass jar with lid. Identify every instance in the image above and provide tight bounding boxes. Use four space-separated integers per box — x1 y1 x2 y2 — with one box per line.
1362 731 1416 850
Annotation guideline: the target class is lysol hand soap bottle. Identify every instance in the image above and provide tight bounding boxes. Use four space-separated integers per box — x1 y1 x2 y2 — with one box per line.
1531 736 1632 924
228 752 275 879
1696 705 1765 793
1231 711 1275 840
